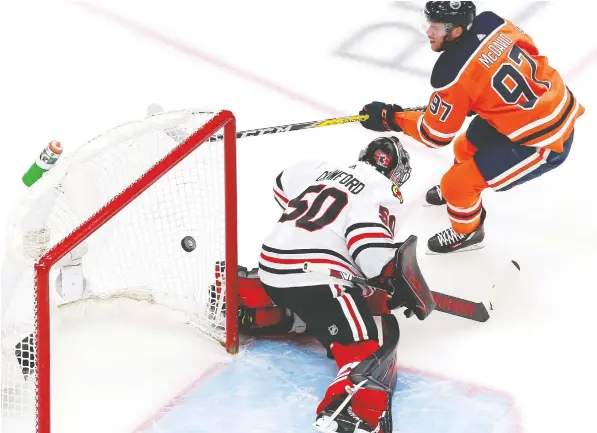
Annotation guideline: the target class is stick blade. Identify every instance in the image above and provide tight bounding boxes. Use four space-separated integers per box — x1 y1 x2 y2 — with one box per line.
431 291 491 322
436 260 521 322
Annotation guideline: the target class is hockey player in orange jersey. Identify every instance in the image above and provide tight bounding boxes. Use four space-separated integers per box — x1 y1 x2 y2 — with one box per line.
359 1 585 254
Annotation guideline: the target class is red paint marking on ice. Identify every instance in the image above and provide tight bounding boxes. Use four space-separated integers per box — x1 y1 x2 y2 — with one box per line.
71 1 344 116
132 362 226 432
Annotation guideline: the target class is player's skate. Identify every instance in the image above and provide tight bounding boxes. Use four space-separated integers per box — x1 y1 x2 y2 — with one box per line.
424 185 446 206
314 397 388 433
427 212 486 254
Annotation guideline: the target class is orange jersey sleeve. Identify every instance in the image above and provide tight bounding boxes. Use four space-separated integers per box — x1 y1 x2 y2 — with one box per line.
394 82 472 149
395 11 584 153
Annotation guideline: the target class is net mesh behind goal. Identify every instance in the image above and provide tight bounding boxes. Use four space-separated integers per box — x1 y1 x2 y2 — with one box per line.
0 109 237 433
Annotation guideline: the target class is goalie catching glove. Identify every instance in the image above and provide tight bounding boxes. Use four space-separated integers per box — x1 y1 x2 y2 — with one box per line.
370 235 435 320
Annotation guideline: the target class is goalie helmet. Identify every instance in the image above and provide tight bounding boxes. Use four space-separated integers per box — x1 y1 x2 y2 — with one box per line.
358 136 411 187
423 1 477 33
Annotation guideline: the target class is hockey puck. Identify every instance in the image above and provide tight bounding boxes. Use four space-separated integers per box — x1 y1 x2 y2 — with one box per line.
181 236 196 252
511 260 520 270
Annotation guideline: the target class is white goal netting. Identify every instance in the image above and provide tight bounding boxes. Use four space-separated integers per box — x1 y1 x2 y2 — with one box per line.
0 109 236 432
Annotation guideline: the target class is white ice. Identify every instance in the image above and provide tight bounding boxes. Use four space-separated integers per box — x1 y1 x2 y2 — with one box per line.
1 1 596 432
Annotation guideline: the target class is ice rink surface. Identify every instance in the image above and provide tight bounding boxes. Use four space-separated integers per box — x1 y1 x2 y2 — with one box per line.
1 1 596 432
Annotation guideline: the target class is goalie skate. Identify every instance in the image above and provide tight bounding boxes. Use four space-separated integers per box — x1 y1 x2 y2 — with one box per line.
313 385 373 433
313 404 371 433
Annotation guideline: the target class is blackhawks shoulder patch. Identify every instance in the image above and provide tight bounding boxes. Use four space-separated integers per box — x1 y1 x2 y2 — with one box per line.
392 184 404 203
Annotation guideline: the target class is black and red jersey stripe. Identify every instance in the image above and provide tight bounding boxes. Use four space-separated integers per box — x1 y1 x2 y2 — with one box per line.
259 244 360 276
345 222 395 261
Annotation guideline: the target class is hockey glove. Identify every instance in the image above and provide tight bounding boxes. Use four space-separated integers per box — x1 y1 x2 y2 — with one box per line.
359 102 403 132
372 235 435 320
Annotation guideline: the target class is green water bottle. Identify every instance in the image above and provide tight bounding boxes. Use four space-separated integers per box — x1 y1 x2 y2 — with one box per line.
22 140 63 187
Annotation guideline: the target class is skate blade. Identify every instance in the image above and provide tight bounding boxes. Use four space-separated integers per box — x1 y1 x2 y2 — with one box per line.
425 243 485 255
422 202 445 207
312 418 370 433
312 417 338 433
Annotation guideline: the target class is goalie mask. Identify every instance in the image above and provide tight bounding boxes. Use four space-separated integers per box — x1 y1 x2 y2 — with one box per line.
358 136 412 187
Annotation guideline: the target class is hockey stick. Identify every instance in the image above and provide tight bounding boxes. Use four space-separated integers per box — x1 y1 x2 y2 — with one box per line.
208 105 427 141
148 103 426 142
303 260 520 322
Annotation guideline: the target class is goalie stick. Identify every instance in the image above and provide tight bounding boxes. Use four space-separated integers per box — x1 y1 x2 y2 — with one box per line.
303 260 520 322
147 103 427 142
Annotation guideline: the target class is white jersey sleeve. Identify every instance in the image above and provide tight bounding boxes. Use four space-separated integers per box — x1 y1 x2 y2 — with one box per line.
271 159 327 210
344 176 405 280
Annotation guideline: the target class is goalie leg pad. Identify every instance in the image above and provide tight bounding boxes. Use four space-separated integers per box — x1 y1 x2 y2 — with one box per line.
238 306 285 328
316 340 380 415
210 262 277 310
349 315 399 431
238 266 275 308
316 315 400 432
237 266 308 334
349 314 399 393
352 389 392 433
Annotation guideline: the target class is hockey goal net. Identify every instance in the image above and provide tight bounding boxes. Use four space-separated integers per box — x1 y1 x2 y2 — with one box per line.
0 109 238 433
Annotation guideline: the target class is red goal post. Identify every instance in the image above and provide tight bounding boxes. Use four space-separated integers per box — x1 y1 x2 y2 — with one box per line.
1 109 238 433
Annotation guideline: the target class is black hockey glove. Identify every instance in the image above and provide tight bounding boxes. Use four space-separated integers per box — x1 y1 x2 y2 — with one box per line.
359 102 403 132
372 235 435 320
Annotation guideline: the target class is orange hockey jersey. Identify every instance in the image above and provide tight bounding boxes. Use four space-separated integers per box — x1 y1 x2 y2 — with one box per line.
394 11 584 153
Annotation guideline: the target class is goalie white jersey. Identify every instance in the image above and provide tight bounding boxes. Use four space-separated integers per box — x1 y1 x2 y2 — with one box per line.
258 159 406 289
